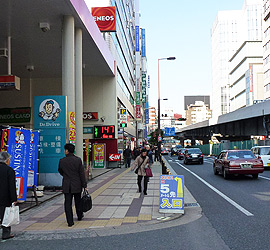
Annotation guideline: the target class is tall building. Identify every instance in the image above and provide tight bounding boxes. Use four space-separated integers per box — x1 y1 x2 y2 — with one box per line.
185 101 212 126
263 0 270 99
149 106 157 131
184 96 210 110
211 0 263 119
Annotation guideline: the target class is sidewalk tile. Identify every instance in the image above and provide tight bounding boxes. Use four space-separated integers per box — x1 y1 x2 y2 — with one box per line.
90 220 109 228
106 218 123 227
123 216 138 223
112 207 129 218
139 207 152 214
138 214 152 221
98 206 118 219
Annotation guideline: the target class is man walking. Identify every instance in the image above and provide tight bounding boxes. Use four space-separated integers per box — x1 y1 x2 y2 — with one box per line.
0 152 17 240
58 144 87 227
123 146 132 168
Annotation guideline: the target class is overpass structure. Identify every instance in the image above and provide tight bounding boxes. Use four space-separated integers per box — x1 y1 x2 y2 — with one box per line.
175 100 270 145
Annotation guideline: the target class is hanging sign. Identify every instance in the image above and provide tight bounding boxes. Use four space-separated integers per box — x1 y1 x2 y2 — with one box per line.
69 112 76 143
93 143 106 168
92 7 116 32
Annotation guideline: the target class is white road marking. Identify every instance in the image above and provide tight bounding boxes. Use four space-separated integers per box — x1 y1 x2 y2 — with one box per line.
259 175 270 181
176 162 254 217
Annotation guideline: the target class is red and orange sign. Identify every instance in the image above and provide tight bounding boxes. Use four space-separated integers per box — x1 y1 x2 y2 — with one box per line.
92 6 116 32
69 112 76 143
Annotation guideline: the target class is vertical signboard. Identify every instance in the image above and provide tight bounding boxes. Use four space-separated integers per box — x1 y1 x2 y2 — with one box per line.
142 73 147 103
0 129 9 151
27 131 39 187
93 143 106 168
34 96 67 186
145 102 149 125
7 128 31 201
135 26 140 52
159 175 184 214
69 112 76 143
249 66 253 93
141 29 146 57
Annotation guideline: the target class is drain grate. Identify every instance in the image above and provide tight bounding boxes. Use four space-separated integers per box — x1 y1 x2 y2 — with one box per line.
184 203 200 207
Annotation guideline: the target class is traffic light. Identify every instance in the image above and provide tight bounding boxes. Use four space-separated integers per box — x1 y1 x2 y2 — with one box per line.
120 123 127 128
178 118 186 121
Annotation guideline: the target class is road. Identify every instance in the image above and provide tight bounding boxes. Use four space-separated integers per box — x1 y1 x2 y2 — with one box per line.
166 154 270 250
2 154 270 250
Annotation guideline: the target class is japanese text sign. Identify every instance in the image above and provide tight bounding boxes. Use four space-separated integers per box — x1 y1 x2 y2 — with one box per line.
159 175 184 214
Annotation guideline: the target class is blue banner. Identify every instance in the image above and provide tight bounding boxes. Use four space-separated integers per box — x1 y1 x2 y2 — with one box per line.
164 127 175 136
159 175 184 214
141 29 146 57
135 26 140 52
27 131 39 187
145 102 149 125
8 128 31 201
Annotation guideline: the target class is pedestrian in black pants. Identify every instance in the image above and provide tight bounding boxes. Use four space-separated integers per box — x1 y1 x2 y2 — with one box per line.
123 146 132 168
58 144 87 227
131 149 150 195
0 152 17 240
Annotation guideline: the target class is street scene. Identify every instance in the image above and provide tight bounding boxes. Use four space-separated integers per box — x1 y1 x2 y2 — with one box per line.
1 0 270 249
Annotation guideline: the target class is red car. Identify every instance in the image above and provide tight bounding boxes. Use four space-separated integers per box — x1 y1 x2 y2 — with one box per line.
213 150 264 179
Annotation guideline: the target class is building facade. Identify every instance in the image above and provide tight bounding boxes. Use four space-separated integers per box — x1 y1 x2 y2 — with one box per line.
264 0 270 99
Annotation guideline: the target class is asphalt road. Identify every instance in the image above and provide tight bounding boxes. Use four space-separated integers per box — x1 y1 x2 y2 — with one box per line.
166 154 270 250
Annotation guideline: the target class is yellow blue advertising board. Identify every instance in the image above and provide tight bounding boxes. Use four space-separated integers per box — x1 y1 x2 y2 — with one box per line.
159 175 185 214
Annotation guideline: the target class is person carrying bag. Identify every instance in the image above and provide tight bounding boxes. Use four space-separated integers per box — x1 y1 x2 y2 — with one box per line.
0 152 18 240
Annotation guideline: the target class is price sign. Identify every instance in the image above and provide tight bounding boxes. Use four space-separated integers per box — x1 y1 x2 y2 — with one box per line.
94 126 115 139
159 175 184 214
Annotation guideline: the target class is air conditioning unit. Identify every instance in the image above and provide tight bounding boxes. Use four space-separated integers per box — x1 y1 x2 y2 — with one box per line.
0 48 8 58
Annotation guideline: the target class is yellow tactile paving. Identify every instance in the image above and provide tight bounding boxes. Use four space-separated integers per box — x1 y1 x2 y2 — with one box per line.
106 218 123 227
25 223 49 231
73 221 94 229
123 216 138 223
138 214 152 221
90 220 109 227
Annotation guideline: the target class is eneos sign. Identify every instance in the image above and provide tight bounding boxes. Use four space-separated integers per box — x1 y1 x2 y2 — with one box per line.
92 6 116 32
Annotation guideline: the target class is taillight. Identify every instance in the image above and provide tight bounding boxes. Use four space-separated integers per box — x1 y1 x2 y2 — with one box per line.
186 154 189 157
201 154 203 157
258 156 261 159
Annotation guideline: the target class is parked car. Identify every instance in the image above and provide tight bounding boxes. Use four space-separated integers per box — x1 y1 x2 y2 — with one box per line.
178 149 186 160
251 146 270 168
213 150 264 179
171 147 178 156
161 148 169 155
184 148 203 164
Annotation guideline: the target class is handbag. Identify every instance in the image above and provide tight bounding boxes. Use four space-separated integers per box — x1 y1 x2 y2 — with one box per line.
81 189 92 212
2 204 20 227
145 167 153 177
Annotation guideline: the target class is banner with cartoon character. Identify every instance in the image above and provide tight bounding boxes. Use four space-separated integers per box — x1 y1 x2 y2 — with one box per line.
7 128 31 201
27 131 39 187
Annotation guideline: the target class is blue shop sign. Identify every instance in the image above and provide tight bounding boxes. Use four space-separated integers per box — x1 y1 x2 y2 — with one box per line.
34 96 67 129
159 175 184 214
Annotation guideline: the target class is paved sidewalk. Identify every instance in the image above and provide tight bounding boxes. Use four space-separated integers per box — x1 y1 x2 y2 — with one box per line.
13 161 177 233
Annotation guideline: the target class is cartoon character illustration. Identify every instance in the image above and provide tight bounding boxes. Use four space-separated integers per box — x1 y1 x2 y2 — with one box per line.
39 99 61 121
15 131 25 144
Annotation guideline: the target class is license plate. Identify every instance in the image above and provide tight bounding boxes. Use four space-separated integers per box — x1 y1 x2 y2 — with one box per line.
241 164 252 169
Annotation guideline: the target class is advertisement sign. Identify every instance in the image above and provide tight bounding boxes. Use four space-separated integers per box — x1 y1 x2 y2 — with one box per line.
142 74 147 103
109 154 121 161
83 112 98 120
94 126 115 139
136 105 141 119
159 175 184 214
85 139 90 172
93 143 105 168
0 129 9 151
83 127 93 134
92 7 116 32
249 66 253 93
34 96 66 129
0 107 31 123
69 112 76 143
135 26 140 52
141 29 146 57
145 102 149 125
7 128 31 201
0 75 20 90
27 131 39 187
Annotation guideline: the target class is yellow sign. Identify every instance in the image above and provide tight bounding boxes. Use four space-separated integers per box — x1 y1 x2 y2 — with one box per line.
93 143 105 168
69 112 76 143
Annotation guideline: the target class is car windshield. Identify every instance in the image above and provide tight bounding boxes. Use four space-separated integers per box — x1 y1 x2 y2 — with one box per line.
188 149 201 154
260 147 270 155
227 151 255 159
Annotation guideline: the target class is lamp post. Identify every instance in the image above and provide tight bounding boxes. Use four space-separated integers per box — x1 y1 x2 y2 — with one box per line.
157 57 176 159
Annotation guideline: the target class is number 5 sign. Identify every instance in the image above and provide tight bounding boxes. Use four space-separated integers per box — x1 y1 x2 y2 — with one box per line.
159 175 184 214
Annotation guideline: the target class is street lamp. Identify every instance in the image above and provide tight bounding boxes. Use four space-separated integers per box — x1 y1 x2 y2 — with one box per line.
157 57 176 159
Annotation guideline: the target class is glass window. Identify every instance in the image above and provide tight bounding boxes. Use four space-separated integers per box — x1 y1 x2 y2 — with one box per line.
260 147 270 155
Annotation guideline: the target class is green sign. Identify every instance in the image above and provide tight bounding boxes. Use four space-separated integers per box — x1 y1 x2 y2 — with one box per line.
136 92 140 105
83 127 93 134
0 107 31 123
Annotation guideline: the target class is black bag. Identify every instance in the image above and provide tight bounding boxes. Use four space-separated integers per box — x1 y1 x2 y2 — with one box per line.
81 189 92 212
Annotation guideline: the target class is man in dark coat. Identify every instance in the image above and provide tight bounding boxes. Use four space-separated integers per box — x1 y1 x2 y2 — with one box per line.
0 151 17 240
123 146 132 168
58 144 87 227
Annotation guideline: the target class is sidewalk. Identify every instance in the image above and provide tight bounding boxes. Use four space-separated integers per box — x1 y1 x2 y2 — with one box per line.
13 161 179 233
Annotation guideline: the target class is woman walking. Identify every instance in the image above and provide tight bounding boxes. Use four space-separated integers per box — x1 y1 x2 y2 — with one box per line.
131 149 150 195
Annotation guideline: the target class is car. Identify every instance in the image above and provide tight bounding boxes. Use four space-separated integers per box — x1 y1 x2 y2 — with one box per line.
170 147 178 156
213 150 264 179
178 149 186 160
251 146 270 169
183 148 203 164
161 148 169 155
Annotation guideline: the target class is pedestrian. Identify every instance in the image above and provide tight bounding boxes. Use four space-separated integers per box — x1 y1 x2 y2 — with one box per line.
123 146 132 168
58 143 87 227
131 149 150 195
0 151 17 240
154 146 160 162
146 145 154 167
133 147 140 159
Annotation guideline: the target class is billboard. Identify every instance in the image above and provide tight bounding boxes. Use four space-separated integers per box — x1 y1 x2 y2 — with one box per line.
92 7 116 32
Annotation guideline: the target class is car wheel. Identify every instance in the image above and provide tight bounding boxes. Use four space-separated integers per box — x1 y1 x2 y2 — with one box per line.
184 159 188 165
252 174 258 179
213 164 218 175
200 160 203 165
223 168 230 179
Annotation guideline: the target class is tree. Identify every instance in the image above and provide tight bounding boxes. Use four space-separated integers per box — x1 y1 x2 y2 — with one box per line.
148 129 164 146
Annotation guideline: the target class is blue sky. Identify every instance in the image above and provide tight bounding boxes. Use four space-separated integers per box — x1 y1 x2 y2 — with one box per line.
140 0 244 114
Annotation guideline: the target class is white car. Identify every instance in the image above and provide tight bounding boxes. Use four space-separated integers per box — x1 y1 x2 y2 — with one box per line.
251 146 270 168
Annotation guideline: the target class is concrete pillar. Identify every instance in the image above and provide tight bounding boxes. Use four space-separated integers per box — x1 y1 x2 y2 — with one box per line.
75 28 83 160
62 15 75 139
